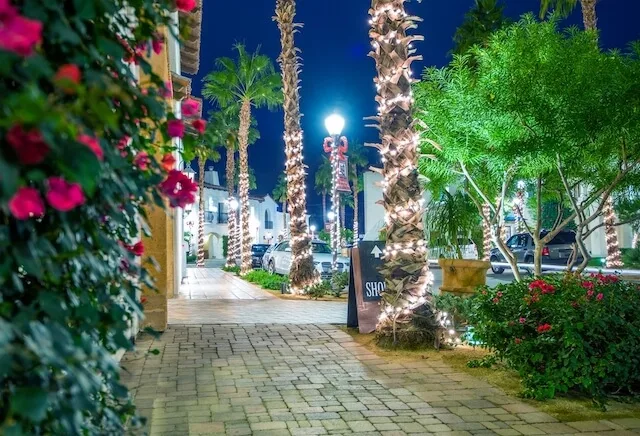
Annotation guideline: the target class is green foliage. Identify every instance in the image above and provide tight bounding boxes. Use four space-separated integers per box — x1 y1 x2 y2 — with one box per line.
272 173 287 204
307 280 330 299
243 270 288 290
187 254 197 264
315 155 332 196
222 265 240 275
335 271 350 290
466 275 640 403
425 190 481 259
222 235 229 257
416 17 640 261
452 0 509 56
0 0 195 433
318 229 330 243
538 201 577 231
622 248 640 269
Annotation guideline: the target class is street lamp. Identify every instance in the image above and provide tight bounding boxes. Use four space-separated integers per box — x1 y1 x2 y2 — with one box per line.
324 114 345 294
310 225 316 239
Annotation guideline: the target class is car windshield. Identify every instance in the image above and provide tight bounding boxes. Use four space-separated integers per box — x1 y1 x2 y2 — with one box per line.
251 245 270 253
311 242 332 254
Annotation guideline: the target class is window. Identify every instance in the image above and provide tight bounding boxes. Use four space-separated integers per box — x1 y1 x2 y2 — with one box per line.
506 236 518 248
517 235 529 248
276 242 289 252
264 210 273 230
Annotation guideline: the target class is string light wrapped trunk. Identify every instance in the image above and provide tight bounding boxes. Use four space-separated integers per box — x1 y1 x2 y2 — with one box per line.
225 144 237 268
482 203 492 261
197 155 206 268
330 136 341 292
238 100 252 275
604 196 623 268
275 0 319 293
367 0 434 343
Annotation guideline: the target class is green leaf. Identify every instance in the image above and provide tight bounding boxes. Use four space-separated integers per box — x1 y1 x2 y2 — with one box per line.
11 387 48 422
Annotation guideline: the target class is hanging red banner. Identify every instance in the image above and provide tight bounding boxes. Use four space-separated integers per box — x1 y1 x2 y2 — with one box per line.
323 136 351 193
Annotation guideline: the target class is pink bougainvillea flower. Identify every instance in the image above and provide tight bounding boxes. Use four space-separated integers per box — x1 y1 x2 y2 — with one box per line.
519 317 526 324
134 151 150 171
492 297 499 304
161 153 176 171
152 34 164 55
0 11 42 56
175 0 197 12
8 186 44 220
6 125 49 165
596 292 604 301
192 118 206 134
581 281 594 290
54 64 81 92
167 119 185 138
496 291 503 297
514 338 522 344
586 289 595 298
159 169 198 208
125 241 144 257
536 323 552 334
46 177 85 212
78 134 104 161
540 283 555 294
181 98 200 117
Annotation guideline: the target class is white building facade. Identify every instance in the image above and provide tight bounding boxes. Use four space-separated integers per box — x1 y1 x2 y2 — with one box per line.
187 168 301 259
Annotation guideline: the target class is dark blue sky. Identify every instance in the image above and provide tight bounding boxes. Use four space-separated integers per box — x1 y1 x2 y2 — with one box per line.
190 0 640 228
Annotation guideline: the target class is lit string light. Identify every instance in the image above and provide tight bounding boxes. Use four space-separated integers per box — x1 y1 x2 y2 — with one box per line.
604 196 623 269
368 0 434 335
482 203 492 261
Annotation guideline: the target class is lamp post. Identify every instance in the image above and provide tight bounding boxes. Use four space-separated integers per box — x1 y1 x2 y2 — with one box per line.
325 114 345 293
310 225 316 240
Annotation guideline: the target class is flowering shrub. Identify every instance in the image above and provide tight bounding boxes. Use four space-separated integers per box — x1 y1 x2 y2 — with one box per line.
0 0 202 433
467 274 640 402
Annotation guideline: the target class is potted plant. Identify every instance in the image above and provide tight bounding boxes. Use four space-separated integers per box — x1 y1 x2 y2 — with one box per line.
426 190 490 294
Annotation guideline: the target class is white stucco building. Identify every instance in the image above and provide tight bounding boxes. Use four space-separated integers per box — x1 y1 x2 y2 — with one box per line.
187 168 303 259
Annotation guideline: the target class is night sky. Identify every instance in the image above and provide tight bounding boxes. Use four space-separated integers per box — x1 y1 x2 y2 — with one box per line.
190 0 640 229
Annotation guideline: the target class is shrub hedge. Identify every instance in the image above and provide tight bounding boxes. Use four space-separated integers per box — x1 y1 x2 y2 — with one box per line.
464 274 640 403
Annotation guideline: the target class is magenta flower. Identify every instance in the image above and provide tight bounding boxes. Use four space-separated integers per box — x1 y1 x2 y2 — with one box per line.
167 119 185 138
181 98 200 117
0 8 42 56
8 186 45 220
7 125 49 165
46 177 85 212
78 134 104 161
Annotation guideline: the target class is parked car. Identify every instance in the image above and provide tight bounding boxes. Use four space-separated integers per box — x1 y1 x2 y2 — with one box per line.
261 243 276 270
266 239 350 280
490 230 583 274
250 244 271 269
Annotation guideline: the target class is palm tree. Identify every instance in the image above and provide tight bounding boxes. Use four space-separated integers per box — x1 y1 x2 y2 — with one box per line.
339 192 353 241
206 107 260 267
203 44 282 275
369 0 432 342
272 174 288 231
315 156 332 229
275 0 317 292
195 147 221 268
539 0 597 31
347 142 368 245
452 0 508 56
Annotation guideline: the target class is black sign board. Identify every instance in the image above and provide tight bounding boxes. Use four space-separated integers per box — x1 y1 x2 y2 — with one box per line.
347 241 386 333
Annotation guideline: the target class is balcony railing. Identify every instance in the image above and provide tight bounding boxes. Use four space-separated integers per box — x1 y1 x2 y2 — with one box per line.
217 212 229 224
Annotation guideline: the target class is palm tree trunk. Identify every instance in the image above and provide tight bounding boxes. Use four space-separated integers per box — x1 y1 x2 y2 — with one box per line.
580 0 597 31
276 0 318 293
197 155 206 268
322 191 327 228
238 99 252 275
370 0 431 342
225 143 236 268
353 187 359 246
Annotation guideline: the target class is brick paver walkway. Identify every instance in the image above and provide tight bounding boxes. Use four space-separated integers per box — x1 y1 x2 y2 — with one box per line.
179 269 275 300
122 324 640 435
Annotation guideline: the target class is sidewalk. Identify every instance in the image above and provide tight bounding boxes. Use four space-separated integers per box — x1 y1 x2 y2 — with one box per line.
122 324 640 436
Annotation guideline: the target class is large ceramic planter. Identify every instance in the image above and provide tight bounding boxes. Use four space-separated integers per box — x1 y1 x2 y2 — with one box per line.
438 258 491 294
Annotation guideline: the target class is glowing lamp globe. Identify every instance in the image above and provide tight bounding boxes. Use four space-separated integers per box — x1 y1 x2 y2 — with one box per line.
310 225 316 233
325 114 345 136
229 198 239 211
327 211 336 222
